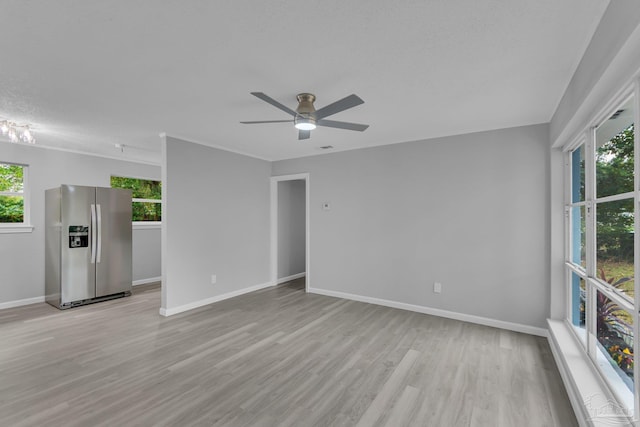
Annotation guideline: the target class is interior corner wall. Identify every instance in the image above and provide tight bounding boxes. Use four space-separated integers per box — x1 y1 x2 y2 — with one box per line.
163 136 271 311
0 142 161 306
272 124 551 329
277 179 306 279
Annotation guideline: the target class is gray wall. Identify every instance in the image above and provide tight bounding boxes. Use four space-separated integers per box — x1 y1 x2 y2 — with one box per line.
163 136 271 310
277 179 306 279
132 227 161 282
273 124 550 328
0 142 161 305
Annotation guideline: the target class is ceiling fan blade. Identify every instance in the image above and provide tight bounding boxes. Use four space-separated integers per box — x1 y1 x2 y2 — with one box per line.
250 92 297 117
298 129 311 140
240 120 293 124
314 94 364 120
316 119 369 132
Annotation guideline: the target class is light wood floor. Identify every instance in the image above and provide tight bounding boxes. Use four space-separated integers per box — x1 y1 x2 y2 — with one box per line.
0 279 577 427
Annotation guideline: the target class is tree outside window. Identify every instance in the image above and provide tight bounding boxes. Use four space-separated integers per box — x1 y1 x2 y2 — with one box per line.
111 176 161 222
0 163 26 223
593 106 635 393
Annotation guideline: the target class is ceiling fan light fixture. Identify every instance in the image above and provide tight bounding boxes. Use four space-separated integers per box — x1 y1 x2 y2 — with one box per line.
294 116 316 131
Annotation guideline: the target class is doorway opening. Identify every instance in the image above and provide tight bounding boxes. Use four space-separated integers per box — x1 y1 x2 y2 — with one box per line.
270 173 310 292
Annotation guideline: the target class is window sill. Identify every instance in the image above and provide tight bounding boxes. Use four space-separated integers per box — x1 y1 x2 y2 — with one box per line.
547 319 634 426
133 222 161 230
0 224 34 234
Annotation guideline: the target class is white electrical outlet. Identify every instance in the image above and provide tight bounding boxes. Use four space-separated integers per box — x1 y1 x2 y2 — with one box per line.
434 282 442 294
211 274 217 284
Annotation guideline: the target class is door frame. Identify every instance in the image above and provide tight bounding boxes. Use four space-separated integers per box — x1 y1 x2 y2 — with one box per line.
270 173 310 292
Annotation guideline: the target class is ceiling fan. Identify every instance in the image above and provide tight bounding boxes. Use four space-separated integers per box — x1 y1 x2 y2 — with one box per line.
241 92 369 140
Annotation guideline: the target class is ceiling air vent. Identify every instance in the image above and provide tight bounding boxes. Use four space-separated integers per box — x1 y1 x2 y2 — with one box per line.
609 109 625 120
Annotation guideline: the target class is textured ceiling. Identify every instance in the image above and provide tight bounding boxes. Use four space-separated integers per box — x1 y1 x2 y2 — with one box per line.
0 0 609 164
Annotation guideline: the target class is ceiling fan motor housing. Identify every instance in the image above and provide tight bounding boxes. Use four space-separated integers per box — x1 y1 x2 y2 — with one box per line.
296 93 316 116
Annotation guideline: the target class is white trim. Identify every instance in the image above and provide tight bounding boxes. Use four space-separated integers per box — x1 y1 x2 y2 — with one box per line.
160 134 168 311
548 319 634 427
271 173 310 181
270 179 277 288
22 163 30 226
0 278 162 309
160 132 271 162
276 272 306 285
0 296 45 310
594 191 635 204
159 281 273 317
132 222 161 230
133 198 161 204
270 173 311 293
0 139 160 166
308 287 547 337
0 224 34 233
0 162 30 230
111 173 161 182
133 277 161 286
634 76 640 418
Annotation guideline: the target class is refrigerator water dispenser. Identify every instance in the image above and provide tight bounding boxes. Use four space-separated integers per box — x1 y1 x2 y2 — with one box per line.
68 226 89 248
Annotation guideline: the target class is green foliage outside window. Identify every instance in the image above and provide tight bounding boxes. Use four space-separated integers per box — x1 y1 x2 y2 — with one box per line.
0 164 25 223
111 176 161 222
596 124 635 264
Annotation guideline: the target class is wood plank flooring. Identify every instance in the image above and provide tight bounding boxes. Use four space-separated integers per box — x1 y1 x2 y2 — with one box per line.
0 279 577 427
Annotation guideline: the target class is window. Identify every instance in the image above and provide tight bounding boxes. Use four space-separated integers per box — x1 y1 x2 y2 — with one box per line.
567 143 587 340
0 162 29 226
110 176 161 222
566 93 637 415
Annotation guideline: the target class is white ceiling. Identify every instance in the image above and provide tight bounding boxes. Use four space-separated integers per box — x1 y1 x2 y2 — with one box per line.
1 0 609 164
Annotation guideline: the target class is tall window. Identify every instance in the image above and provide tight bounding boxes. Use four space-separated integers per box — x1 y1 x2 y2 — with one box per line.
568 144 586 336
567 94 637 414
110 176 161 222
0 163 28 224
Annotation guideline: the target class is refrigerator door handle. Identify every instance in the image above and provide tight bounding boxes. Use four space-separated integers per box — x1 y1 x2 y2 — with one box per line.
90 203 97 264
96 204 102 263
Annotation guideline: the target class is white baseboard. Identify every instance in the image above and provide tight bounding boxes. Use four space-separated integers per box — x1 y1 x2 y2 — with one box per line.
133 276 162 286
276 272 306 285
0 296 46 310
0 278 160 310
159 281 274 317
308 287 548 337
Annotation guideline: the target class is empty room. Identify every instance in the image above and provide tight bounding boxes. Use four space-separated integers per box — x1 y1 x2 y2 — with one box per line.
2 1 640 426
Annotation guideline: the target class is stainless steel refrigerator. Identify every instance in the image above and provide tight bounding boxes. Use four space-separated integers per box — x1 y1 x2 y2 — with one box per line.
45 185 133 309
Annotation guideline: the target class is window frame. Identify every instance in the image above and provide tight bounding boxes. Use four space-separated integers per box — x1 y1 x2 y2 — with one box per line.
0 162 32 233
564 81 640 419
110 175 162 228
